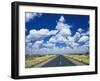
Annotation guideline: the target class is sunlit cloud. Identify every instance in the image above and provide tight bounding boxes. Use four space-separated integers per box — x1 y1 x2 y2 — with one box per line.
25 15 89 55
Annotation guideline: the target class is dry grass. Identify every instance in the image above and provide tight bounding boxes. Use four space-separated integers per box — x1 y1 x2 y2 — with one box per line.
25 55 56 68
64 54 89 65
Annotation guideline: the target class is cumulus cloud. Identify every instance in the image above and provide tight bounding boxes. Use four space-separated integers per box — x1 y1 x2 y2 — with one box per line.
32 40 43 49
28 45 88 55
26 29 59 42
74 32 81 42
77 28 84 33
49 30 58 35
59 16 65 22
25 35 32 43
56 35 67 43
68 36 74 42
59 28 71 36
25 15 89 55
81 30 89 36
43 43 55 48
34 40 43 45
26 29 49 40
78 35 89 43
48 34 67 44
30 29 49 36
25 42 33 54
26 42 32 48
48 36 57 43
56 16 71 30
26 13 42 22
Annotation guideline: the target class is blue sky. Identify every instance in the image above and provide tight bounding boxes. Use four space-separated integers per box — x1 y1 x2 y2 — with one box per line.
25 12 89 55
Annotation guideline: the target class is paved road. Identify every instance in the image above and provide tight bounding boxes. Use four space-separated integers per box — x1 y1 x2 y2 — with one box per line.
42 55 76 67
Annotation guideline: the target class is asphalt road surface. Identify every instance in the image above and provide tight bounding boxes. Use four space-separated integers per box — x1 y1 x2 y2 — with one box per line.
42 55 76 67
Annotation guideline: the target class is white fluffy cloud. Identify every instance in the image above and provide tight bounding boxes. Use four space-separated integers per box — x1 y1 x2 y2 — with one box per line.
26 13 42 22
77 28 84 33
48 34 67 43
26 15 89 55
28 45 88 55
49 30 58 35
30 29 49 36
74 32 81 42
48 36 57 43
26 29 49 40
34 40 43 45
59 28 71 36
78 35 89 43
56 16 71 30
26 29 59 42
56 35 67 43
81 31 89 36
43 43 55 48
32 40 43 49
59 16 65 22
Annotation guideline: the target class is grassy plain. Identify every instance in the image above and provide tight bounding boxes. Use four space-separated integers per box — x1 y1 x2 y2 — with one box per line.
64 54 89 65
25 54 89 68
25 54 56 68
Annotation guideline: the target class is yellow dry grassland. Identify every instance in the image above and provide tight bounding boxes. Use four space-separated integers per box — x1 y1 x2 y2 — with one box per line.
64 54 89 65
25 55 56 68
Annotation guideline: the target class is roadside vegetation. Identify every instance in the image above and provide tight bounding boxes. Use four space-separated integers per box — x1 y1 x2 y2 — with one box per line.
25 54 56 68
25 54 89 68
64 54 89 65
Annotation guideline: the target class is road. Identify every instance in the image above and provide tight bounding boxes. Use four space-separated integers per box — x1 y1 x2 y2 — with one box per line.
42 55 76 67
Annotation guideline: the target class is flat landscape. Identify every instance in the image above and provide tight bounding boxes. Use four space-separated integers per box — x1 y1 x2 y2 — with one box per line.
25 54 89 68
25 14 90 68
